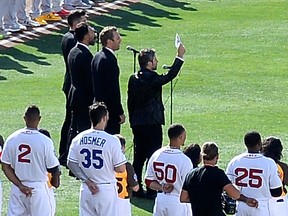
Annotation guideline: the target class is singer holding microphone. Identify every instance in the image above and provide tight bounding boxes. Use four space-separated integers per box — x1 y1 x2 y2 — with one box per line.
127 43 186 199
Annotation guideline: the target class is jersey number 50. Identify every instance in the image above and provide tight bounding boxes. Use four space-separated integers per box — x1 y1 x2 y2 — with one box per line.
153 162 177 183
235 167 263 188
80 148 103 169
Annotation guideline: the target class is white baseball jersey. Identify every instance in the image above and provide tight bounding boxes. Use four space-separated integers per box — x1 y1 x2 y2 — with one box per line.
145 146 193 216
226 153 282 199
146 146 193 196
68 128 127 184
1 128 59 182
2 128 59 216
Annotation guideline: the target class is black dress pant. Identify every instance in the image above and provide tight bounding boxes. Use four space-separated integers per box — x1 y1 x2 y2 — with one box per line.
132 125 163 187
58 102 72 165
64 106 91 163
105 118 121 135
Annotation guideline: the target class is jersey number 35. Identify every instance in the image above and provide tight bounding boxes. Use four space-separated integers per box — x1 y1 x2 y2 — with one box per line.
80 148 104 169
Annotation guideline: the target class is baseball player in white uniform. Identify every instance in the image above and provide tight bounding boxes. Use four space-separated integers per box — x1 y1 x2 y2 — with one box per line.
67 101 127 216
1 105 60 216
145 124 193 216
226 131 282 216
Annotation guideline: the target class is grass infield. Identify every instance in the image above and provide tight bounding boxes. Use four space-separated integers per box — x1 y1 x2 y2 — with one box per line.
0 0 287 215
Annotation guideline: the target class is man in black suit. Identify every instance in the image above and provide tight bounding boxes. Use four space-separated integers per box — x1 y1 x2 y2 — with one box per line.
66 22 96 157
59 10 87 166
127 43 186 199
91 26 125 135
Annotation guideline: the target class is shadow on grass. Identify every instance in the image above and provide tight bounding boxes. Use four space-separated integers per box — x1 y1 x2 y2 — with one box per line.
0 75 7 81
0 0 197 79
25 31 64 55
0 33 64 78
90 0 197 31
131 197 154 213
0 55 33 75
153 0 197 11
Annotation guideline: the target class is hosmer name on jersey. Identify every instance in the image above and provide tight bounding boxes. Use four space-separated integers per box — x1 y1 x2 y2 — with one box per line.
79 136 106 147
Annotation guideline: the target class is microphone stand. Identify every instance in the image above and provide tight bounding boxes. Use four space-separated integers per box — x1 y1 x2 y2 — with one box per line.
96 32 100 52
170 79 173 125
132 50 137 73
127 46 139 73
163 67 173 125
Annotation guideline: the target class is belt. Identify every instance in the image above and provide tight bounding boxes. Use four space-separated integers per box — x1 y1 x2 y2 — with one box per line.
98 182 113 185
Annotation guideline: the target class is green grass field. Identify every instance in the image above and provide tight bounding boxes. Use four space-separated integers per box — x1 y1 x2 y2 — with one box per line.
0 0 287 215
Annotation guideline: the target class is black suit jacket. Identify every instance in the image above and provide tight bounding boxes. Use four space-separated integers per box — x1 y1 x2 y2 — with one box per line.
127 57 184 127
67 43 94 108
91 48 124 120
61 30 77 95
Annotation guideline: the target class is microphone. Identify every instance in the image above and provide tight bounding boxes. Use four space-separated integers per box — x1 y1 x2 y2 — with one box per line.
162 64 172 69
126 46 139 53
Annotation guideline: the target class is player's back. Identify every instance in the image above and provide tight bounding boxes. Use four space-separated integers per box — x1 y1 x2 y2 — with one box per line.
2 128 55 182
148 146 193 196
226 153 282 199
71 129 126 184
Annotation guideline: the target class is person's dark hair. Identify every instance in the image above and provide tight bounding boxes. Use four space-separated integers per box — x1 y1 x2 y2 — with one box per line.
167 124 185 140
24 105 40 122
184 144 201 168
138 49 156 69
39 128 51 138
89 101 108 126
115 134 126 147
67 10 86 27
262 136 283 162
244 131 261 148
75 22 89 42
202 142 218 161
99 26 117 47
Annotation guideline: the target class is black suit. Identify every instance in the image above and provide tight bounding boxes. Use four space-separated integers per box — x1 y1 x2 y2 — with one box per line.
59 30 77 165
66 43 94 159
91 48 124 134
61 30 77 95
127 57 184 189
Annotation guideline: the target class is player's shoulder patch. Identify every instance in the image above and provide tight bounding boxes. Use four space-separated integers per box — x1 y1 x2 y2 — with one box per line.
133 173 138 182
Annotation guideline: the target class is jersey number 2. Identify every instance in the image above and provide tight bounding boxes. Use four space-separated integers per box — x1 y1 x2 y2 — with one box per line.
235 167 263 188
80 148 104 169
18 144 31 163
153 162 177 183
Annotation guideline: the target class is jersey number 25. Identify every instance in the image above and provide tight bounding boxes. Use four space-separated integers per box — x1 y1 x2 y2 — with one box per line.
235 167 263 188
